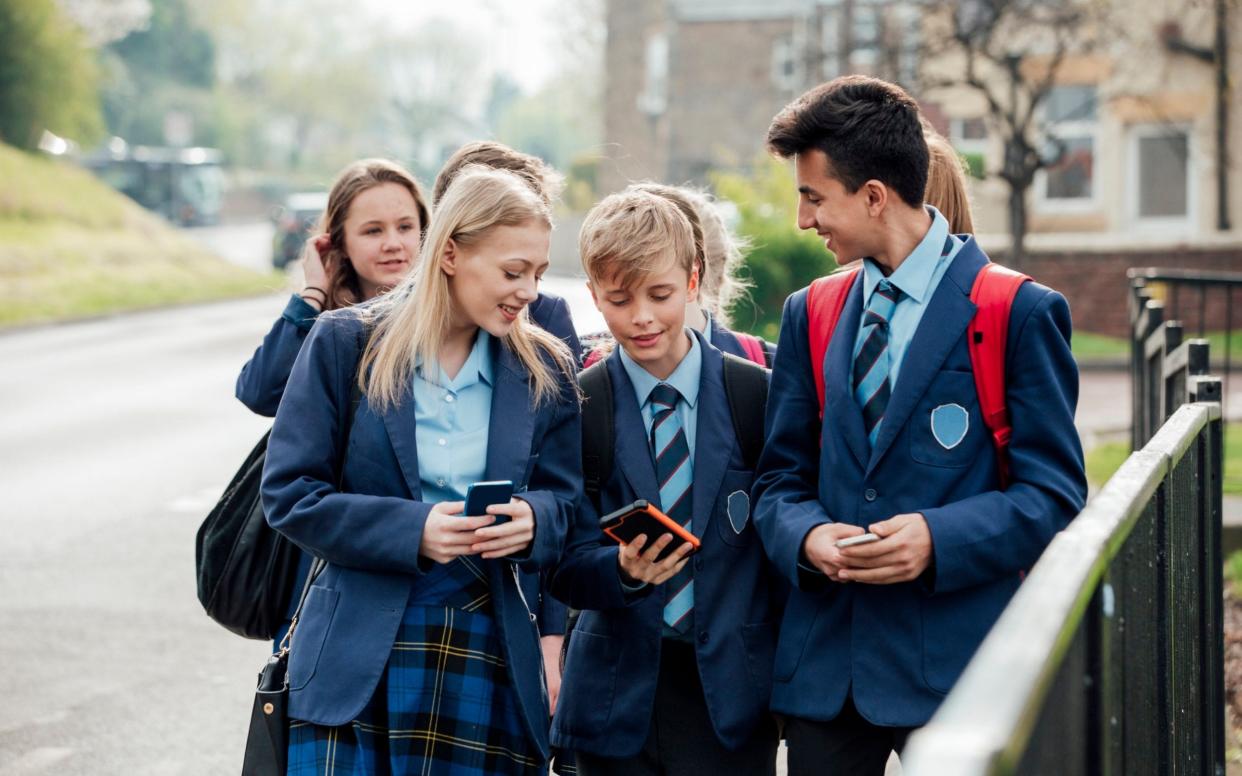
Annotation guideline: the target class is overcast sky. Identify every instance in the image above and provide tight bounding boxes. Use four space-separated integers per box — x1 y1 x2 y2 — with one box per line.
362 0 565 93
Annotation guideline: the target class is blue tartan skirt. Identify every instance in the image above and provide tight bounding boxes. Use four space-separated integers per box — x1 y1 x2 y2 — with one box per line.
286 602 544 775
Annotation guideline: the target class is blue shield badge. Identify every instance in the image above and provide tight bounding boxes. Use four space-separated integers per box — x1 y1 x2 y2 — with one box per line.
930 403 969 450
727 490 750 535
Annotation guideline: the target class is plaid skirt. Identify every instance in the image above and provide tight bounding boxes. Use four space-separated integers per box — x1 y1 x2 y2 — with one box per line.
287 603 544 776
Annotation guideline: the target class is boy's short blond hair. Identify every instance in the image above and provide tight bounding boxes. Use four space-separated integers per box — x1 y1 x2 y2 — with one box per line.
579 190 697 290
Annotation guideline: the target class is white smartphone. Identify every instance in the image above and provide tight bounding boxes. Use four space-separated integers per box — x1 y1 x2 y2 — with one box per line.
835 532 881 549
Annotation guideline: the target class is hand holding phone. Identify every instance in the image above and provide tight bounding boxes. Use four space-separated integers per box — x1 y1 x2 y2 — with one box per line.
835 532 881 549
465 480 515 524
599 499 700 562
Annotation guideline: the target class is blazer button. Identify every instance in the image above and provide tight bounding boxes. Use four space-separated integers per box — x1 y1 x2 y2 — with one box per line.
694 557 703 571
864 488 878 502
697 631 709 644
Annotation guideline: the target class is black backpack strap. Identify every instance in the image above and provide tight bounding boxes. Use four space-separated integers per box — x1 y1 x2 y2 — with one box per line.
721 352 769 471
578 359 614 509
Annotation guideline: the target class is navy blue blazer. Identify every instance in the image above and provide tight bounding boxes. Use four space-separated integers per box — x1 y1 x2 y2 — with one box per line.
550 330 783 757
751 239 1086 727
237 291 580 417
238 291 580 636
260 308 583 758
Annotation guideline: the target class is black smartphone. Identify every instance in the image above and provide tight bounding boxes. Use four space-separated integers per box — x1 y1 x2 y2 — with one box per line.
599 499 700 562
464 480 514 524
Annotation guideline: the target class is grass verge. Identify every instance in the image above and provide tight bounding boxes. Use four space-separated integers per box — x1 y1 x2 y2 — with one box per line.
1086 423 1242 494
0 143 282 328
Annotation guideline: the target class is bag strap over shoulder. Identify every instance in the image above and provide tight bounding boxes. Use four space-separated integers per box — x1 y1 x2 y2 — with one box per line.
721 352 769 471
732 332 768 368
967 262 1030 489
806 268 862 417
578 359 614 510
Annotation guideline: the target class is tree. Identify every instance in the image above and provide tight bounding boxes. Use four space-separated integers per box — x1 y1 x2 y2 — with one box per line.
918 0 1104 267
0 0 105 149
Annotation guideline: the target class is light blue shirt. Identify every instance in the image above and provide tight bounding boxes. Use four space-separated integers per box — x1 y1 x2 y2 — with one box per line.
618 329 702 462
414 330 494 505
855 206 963 390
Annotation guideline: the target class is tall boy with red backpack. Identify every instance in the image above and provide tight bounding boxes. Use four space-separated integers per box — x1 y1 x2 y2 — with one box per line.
751 75 1088 776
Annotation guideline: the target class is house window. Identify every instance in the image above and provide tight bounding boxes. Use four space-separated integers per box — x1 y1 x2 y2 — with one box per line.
637 33 669 117
1129 125 1193 227
1038 84 1099 209
895 4 922 87
772 35 798 91
821 5 843 79
850 4 882 68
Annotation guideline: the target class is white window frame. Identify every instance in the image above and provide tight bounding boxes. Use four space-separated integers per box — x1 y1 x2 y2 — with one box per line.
637 33 669 118
1035 86 1101 214
771 35 800 92
949 117 988 156
1127 123 1196 233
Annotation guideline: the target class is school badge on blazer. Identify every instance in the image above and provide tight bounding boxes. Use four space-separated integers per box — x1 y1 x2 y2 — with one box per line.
930 403 970 450
727 490 750 534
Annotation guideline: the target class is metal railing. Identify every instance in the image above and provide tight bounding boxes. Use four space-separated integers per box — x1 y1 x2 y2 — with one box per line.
901 285 1225 775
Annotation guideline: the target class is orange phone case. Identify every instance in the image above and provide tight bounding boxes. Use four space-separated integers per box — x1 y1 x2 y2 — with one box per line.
600 500 701 560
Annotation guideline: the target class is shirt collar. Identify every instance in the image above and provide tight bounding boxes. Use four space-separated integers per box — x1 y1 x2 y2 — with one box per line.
416 330 494 392
617 328 702 410
861 205 951 305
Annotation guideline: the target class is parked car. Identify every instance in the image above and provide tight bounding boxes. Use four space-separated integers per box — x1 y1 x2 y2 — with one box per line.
271 192 329 268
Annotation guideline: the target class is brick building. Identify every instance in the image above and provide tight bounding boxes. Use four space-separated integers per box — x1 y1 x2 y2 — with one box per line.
602 0 1241 335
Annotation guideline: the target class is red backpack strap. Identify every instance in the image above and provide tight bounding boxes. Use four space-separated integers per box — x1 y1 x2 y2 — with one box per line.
582 346 606 369
806 268 862 417
733 332 767 367
967 262 1030 488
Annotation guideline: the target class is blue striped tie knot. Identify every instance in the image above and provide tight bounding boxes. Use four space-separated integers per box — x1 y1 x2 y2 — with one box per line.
649 383 695 633
853 279 903 445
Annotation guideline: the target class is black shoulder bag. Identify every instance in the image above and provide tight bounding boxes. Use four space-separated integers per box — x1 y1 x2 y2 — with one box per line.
196 329 367 640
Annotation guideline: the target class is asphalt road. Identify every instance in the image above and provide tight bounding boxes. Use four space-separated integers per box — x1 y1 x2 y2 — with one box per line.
0 260 607 774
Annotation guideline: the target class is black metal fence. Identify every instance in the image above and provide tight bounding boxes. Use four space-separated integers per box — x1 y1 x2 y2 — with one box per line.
901 281 1225 775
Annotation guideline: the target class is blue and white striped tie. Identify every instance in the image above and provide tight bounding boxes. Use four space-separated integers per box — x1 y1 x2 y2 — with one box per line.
649 383 694 633
853 279 903 445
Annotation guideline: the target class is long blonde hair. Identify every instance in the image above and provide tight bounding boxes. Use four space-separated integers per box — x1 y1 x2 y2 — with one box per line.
359 166 574 410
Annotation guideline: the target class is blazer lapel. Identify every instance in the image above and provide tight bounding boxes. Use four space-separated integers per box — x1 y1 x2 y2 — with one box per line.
607 354 661 503
866 241 987 472
822 278 869 469
485 341 536 485
381 382 424 500
690 340 734 537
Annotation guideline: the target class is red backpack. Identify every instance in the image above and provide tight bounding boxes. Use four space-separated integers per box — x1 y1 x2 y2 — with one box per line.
806 263 1029 486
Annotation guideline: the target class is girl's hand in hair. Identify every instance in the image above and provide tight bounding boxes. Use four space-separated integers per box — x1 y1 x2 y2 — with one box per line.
470 499 536 559
300 234 331 309
420 501 495 564
616 534 694 586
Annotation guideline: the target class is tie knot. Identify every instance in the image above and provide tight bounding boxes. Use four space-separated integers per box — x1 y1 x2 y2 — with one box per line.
865 280 902 324
650 383 680 409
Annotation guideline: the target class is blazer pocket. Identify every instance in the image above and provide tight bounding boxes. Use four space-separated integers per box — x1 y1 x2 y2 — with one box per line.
287 585 339 692
909 370 984 469
557 629 618 735
714 468 755 548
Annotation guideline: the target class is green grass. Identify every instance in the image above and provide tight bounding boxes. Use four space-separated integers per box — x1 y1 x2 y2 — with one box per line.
1073 331 1129 360
1227 550 1242 588
0 143 282 327
1087 423 1242 495
1073 329 1242 362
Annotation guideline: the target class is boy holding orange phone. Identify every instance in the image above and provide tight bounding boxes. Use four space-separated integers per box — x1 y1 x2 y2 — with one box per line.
549 188 782 775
